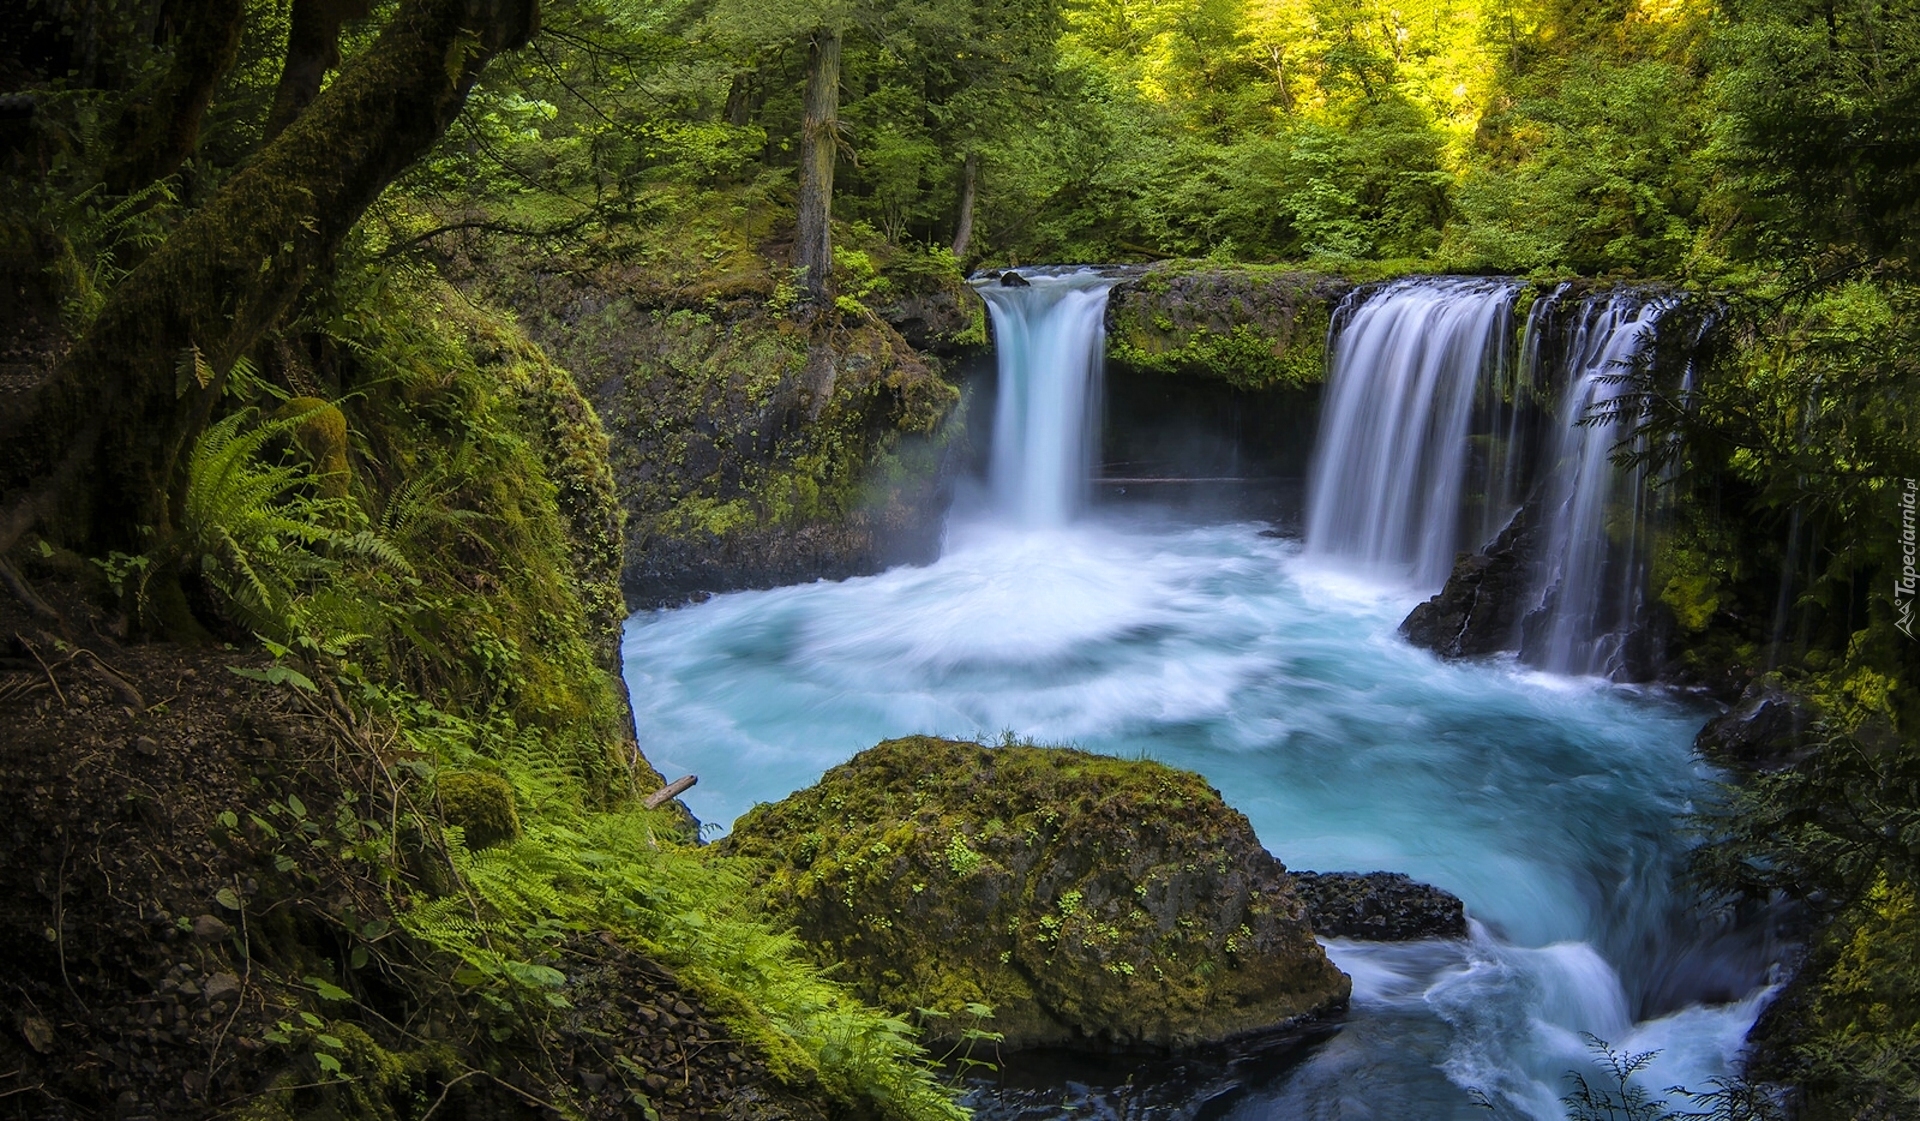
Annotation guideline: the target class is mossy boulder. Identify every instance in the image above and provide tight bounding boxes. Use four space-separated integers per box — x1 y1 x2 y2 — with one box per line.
437 770 520 849
272 396 350 498
1104 265 1352 390
720 737 1351 1053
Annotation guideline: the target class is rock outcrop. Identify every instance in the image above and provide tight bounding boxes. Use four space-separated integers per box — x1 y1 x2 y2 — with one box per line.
1694 681 1815 771
1291 872 1468 940
1104 266 1352 390
1401 503 1539 658
719 737 1352 1053
443 240 975 607
465 268 962 605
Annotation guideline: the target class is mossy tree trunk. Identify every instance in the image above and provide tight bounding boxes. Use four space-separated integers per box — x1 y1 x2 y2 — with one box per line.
795 27 840 304
3 0 539 563
102 0 247 194
262 0 374 141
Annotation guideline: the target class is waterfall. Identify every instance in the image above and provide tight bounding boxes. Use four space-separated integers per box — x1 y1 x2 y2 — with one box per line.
974 270 1118 526
1520 291 1677 677
1304 276 1688 677
1304 277 1521 587
1474 286 1562 550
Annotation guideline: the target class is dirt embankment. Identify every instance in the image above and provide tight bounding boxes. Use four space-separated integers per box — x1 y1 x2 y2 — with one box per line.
0 577 828 1121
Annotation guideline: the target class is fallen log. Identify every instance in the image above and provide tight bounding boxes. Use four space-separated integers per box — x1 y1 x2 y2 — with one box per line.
643 775 698 809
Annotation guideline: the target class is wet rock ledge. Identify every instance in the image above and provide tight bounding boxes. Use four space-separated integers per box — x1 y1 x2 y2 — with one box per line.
721 737 1463 1056
1291 872 1468 940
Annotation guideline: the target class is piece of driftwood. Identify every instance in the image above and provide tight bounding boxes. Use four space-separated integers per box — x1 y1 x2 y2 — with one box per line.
643 775 697 809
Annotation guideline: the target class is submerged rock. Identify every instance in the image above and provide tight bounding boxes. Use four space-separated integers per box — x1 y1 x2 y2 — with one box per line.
720 737 1351 1053
999 270 1032 287
1694 681 1815 771
1290 872 1467 940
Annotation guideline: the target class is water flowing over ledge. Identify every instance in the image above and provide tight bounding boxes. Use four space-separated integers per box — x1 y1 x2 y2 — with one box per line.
624 269 1774 1120
1303 276 1696 679
1304 276 1522 587
974 269 1121 526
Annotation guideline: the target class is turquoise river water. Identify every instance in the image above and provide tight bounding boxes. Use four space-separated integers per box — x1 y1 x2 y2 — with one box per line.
621 509 1781 1120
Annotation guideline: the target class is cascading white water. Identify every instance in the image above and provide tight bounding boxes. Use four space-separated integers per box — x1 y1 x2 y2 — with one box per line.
1474 286 1562 550
1305 277 1520 587
623 269 1771 1121
1522 292 1675 677
974 271 1119 526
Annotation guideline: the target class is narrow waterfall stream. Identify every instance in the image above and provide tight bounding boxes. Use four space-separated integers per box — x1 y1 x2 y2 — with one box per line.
1519 292 1677 678
622 271 1780 1119
976 272 1120 525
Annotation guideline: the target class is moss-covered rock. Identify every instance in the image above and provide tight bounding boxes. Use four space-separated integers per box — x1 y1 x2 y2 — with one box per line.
720 737 1351 1053
272 396 350 498
1104 265 1353 390
446 246 962 606
437 770 520 849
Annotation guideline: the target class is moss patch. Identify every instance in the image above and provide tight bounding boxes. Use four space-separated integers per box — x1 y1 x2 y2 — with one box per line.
437 770 520 849
1104 265 1351 390
720 737 1350 1052
272 397 351 498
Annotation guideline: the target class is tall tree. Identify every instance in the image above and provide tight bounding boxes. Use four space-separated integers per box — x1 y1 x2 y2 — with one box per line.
796 25 841 300
263 0 375 141
101 0 247 193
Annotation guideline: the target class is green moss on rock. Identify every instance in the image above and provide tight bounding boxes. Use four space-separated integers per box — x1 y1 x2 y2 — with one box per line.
442 230 964 606
437 770 520 849
720 737 1351 1053
272 397 351 498
1104 266 1352 390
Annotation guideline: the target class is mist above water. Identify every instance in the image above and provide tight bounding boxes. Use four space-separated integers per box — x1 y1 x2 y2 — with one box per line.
621 272 1776 1119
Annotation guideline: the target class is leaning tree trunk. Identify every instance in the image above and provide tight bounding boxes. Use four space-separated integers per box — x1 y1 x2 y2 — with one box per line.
795 27 840 304
2 0 540 561
950 150 978 261
102 0 246 194
262 0 374 142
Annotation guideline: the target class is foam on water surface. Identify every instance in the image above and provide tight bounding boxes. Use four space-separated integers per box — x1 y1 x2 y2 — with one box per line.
624 514 1776 1119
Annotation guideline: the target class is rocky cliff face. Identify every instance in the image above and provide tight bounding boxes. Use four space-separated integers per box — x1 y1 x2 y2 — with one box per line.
449 245 975 607
720 737 1352 1054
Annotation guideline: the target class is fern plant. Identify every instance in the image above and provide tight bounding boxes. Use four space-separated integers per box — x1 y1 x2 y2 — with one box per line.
376 691 967 1121
178 405 409 642
45 178 178 329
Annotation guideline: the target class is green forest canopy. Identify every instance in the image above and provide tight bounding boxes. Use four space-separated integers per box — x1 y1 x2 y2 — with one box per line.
7 0 1917 287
